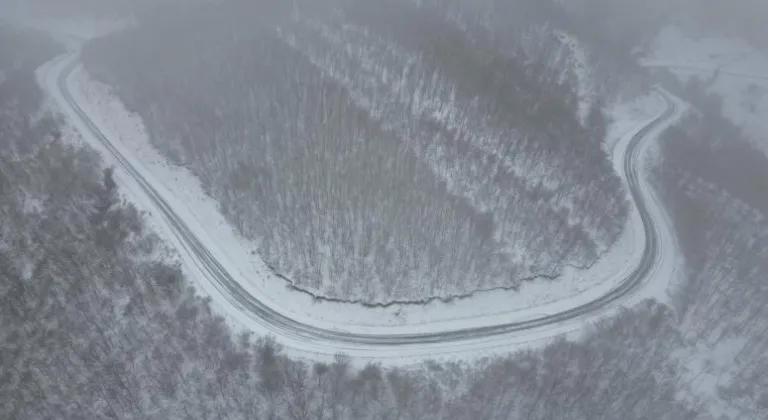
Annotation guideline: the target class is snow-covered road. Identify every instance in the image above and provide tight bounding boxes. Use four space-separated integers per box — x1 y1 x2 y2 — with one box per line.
40 51 685 364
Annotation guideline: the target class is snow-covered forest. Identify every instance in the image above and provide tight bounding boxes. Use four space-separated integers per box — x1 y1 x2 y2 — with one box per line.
80 0 632 304
650 81 768 417
4 0 768 418
0 26 702 420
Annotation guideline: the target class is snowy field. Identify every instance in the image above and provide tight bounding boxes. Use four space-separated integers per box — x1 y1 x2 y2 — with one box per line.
643 26 768 151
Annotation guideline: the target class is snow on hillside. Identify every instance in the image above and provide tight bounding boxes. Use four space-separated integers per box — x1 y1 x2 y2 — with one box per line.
643 26 768 151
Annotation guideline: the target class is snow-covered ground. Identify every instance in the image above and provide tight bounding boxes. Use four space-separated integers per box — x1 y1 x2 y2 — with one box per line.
32 20 684 364
643 26 768 151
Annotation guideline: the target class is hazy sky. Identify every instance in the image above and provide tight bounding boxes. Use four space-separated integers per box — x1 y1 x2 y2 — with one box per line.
2 0 766 50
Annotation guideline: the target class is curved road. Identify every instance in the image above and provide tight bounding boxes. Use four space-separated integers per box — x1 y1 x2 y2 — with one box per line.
47 52 680 351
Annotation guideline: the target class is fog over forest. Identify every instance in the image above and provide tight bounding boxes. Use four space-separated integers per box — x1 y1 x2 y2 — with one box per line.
2 1 768 419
